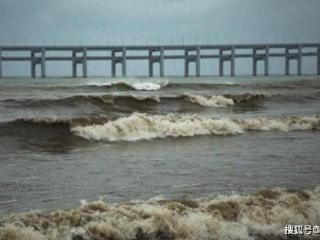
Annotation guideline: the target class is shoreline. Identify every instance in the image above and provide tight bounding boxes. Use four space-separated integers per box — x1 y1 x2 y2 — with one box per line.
1 186 319 240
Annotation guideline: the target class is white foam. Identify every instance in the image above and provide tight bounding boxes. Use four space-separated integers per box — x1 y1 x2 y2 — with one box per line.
86 81 112 87
71 113 320 142
186 94 234 107
128 82 162 91
129 95 161 102
127 80 169 91
71 113 243 141
2 187 320 240
86 79 169 91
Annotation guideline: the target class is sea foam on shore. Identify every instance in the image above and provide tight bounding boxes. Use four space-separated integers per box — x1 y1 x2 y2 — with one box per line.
1 187 320 240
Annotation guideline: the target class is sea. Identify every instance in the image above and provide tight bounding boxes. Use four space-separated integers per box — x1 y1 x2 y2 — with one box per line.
0 75 320 240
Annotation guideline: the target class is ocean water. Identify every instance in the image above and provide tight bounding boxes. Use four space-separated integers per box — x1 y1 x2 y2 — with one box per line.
0 76 320 240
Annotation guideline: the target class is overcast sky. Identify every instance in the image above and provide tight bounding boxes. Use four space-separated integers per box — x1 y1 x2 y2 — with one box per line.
0 0 320 45
0 0 319 76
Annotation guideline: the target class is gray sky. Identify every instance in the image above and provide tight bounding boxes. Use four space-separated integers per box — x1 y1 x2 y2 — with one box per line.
0 0 319 76
0 0 320 45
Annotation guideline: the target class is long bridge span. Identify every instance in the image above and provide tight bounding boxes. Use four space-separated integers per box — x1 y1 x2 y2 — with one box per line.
0 43 319 78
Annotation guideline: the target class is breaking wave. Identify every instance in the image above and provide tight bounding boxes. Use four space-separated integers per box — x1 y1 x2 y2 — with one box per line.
2 93 265 110
2 95 160 109
72 113 320 142
1 187 319 240
2 113 319 141
128 82 166 91
185 95 234 107
184 93 264 107
86 80 170 91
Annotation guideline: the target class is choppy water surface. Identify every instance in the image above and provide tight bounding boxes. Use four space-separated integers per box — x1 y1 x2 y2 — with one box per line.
0 76 320 239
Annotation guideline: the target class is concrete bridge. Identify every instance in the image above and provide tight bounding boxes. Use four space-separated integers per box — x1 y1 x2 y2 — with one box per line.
0 43 319 78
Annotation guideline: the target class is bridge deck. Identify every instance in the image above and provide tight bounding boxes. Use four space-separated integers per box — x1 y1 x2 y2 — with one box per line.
0 43 319 77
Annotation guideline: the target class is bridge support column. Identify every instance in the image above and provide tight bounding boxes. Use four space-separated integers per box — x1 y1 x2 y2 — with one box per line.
31 51 35 78
31 66 36 78
219 49 224 76
83 48 87 78
184 50 189 77
265 46 269 76
231 46 235 77
297 45 302 76
111 48 126 77
72 49 88 78
160 47 164 77
285 46 302 76
285 48 290 76
0 48 2 78
317 47 320 75
253 49 257 76
72 51 77 77
41 48 46 78
31 50 44 78
253 47 269 76
196 46 200 77
148 50 153 77
219 47 234 76
111 51 116 77
148 48 165 77
184 47 200 77
122 47 126 77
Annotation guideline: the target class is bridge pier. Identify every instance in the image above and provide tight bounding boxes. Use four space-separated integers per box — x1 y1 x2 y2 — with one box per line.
184 47 200 77
0 48 2 78
148 50 153 77
253 46 269 76
41 48 46 78
285 46 302 76
219 46 235 76
317 47 320 75
72 48 87 78
31 49 46 78
31 51 36 78
83 48 87 77
111 47 126 77
72 51 76 77
1 43 320 78
111 50 116 77
148 47 164 77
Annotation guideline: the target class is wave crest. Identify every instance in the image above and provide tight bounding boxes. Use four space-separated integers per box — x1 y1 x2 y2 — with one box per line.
185 94 234 107
185 93 265 107
3 93 264 111
86 80 169 91
71 113 320 142
10 116 111 128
